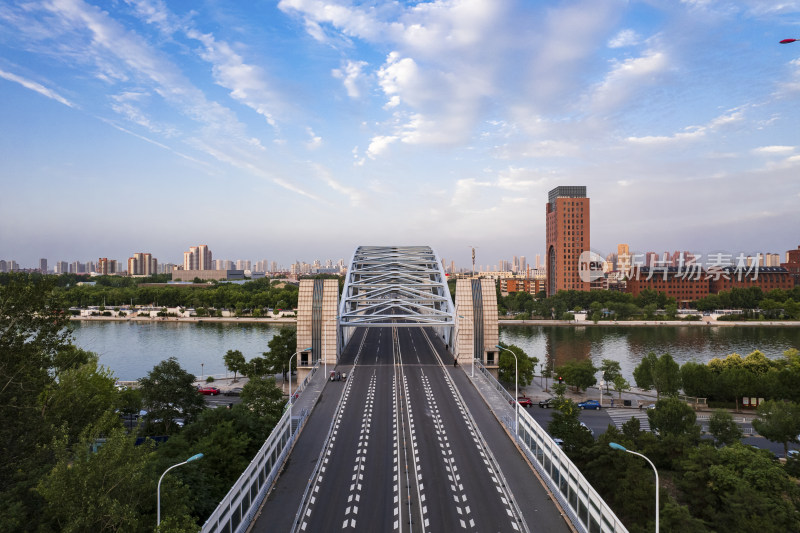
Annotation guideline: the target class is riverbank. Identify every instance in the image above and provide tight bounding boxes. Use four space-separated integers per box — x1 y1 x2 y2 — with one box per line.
70 315 297 324
69 315 800 327
500 319 800 327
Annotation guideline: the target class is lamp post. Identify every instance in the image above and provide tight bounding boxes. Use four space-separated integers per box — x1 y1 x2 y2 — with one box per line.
609 442 659 533
157 453 203 528
201 363 204 381
496 344 518 434
289 347 312 420
458 315 474 377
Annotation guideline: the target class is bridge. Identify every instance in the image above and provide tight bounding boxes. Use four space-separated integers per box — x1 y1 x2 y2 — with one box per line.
199 246 627 533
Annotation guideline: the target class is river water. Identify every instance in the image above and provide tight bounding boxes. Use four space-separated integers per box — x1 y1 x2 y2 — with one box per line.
70 321 800 381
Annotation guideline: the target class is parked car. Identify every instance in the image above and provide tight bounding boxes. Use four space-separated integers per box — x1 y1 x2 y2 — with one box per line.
580 422 594 436
539 397 557 408
198 386 221 396
578 399 601 410
224 387 243 396
516 396 534 408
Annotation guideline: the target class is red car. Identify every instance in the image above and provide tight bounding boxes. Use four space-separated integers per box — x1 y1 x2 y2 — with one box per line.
198 386 221 396
516 396 534 408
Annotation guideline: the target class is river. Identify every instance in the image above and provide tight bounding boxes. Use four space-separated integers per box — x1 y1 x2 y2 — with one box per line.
70 321 800 381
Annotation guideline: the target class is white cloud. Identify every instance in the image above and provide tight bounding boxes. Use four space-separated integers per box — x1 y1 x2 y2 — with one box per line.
590 49 670 112
366 135 398 159
311 163 365 207
450 177 492 208
305 127 322 149
0 69 75 108
332 60 368 99
753 145 794 154
608 29 640 48
627 109 743 145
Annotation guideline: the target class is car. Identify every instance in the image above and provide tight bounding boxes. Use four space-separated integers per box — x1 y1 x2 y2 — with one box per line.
198 386 221 395
224 387 243 396
578 400 601 410
580 422 594 436
539 397 557 408
516 396 534 408
788 450 799 460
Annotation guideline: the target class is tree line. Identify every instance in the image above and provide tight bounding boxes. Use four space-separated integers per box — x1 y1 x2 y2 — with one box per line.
0 273 290 531
544 364 800 532
0 272 301 313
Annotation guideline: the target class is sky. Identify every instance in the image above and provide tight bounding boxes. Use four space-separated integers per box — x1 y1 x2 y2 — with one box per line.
1 0 799 271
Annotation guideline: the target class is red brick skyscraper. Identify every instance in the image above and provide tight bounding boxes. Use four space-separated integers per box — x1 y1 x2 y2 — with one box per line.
546 186 590 296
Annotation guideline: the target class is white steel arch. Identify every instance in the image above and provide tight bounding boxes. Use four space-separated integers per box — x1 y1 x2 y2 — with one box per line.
338 246 455 347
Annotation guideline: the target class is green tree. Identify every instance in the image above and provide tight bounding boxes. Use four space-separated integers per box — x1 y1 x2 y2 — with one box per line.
648 397 701 441
497 343 536 387
611 374 631 399
240 377 285 426
38 354 120 444
139 357 204 434
0 273 74 529
751 400 800 458
707 409 743 447
634 352 681 398
555 359 598 392
547 398 593 453
599 359 622 393
680 361 714 398
36 423 161 533
262 327 298 379
223 349 247 383
679 443 800 533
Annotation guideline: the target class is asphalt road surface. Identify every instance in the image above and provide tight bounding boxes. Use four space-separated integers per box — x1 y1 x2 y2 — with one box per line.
292 326 534 533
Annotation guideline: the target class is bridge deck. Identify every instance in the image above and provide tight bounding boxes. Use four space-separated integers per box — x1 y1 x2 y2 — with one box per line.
251 327 570 533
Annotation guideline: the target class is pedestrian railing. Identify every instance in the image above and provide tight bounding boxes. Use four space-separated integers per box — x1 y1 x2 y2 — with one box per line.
473 360 628 533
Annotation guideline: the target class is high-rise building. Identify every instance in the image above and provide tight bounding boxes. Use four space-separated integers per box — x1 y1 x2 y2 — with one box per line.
535 254 541 269
236 259 251 271
520 256 526 273
160 263 177 274
85 260 95 274
0 260 6 273
184 245 212 270
8 260 19 272
55 261 68 274
545 186 590 296
97 258 118 275
128 253 157 276
39 258 47 273
765 253 780 267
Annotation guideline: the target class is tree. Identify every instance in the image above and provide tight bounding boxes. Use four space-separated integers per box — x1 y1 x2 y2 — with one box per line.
599 359 622 393
707 409 743 447
648 397 701 441
679 443 800 533
0 273 74 529
497 343 536 387
555 359 597 392
36 423 161 533
547 398 593 453
634 352 681 398
240 377 285 426
680 361 714 398
38 354 120 445
611 374 631 399
223 349 247 382
139 357 204 434
751 400 800 458
262 327 298 379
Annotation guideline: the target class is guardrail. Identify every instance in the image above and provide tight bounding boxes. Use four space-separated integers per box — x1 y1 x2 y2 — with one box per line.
473 360 628 533
200 362 320 533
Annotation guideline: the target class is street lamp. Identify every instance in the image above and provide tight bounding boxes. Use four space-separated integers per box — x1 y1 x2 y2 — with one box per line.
157 453 203 528
458 315 474 377
609 442 659 533
289 347 312 420
496 344 518 434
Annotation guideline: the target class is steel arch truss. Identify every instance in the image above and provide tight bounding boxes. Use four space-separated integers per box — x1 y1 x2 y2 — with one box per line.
339 246 455 329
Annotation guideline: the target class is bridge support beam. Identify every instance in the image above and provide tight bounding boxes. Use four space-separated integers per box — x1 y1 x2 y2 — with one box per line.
297 279 339 383
455 278 499 374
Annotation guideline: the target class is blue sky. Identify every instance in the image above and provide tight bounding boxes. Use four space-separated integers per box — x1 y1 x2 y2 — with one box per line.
1 0 799 270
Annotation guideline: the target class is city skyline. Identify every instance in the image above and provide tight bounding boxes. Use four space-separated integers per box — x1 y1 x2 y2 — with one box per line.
2 1 800 267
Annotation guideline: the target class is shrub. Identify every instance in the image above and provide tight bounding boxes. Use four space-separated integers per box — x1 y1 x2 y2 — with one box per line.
206 376 215 383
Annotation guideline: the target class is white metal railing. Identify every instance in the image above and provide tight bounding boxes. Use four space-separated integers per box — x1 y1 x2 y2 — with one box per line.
200 362 321 533
472 360 628 533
